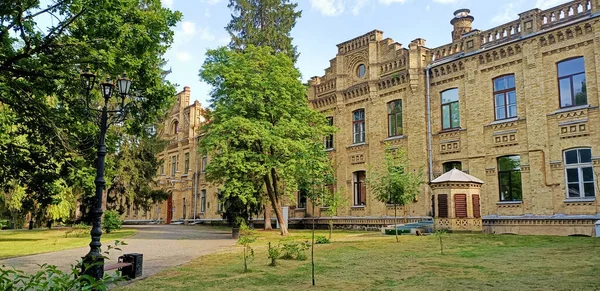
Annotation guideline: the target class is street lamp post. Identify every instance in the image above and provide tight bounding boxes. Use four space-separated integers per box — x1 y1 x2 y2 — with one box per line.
80 69 132 280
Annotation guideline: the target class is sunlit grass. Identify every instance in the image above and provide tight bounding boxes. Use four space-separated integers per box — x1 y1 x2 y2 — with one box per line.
0 228 136 259
118 229 600 291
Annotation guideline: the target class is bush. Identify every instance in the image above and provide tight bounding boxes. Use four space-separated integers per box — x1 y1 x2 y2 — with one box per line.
103 210 122 234
280 241 310 261
267 242 280 266
0 241 126 290
315 235 330 244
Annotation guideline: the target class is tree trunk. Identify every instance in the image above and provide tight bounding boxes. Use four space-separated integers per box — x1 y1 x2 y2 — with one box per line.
243 246 248 272
329 219 333 240
264 203 272 230
264 172 288 236
394 204 398 243
311 203 315 286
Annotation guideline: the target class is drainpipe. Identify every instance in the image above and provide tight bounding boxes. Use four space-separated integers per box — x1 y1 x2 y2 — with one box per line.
193 137 199 222
426 65 433 182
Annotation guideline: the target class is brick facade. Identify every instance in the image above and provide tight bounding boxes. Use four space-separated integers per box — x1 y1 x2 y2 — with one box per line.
306 0 600 235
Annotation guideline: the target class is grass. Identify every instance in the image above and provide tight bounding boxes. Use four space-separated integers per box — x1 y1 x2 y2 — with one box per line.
117 229 600 291
0 228 136 259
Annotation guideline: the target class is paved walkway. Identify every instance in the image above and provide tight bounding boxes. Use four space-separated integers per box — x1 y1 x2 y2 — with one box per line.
0 225 235 279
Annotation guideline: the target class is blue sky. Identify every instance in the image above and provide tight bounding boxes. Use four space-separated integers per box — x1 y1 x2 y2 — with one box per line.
160 0 571 107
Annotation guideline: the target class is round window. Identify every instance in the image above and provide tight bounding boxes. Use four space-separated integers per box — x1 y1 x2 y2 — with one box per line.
357 64 366 78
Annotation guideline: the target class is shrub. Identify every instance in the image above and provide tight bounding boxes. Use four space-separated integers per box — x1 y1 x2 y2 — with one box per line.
267 242 280 266
315 235 330 244
103 210 122 234
280 241 310 261
0 241 126 290
238 222 256 272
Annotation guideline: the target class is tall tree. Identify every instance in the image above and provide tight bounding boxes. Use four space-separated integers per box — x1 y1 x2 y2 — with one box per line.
0 0 181 223
199 46 333 236
225 0 301 230
367 147 424 242
226 0 302 63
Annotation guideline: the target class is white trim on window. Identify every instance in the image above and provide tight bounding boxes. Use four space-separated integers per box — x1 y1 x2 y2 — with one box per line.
563 148 596 199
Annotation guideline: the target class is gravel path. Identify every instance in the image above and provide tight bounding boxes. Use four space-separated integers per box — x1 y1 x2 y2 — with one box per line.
0 225 235 279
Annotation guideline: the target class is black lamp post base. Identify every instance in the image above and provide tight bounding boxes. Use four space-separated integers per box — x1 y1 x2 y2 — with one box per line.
81 255 105 280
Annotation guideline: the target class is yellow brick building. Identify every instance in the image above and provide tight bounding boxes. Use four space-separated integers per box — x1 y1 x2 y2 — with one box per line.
306 0 600 236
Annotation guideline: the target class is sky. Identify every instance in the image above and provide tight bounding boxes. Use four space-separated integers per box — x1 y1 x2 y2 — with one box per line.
160 0 572 107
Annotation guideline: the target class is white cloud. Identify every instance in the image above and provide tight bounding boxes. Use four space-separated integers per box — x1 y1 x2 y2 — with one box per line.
535 0 569 9
425 3 431 10
311 0 346 16
202 0 222 4
432 0 458 3
491 2 517 24
204 8 211 18
175 51 192 61
181 21 196 36
161 0 173 8
352 0 369 15
378 0 407 4
198 27 216 41
217 36 230 45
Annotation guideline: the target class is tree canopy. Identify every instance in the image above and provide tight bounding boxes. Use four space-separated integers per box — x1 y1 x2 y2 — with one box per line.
199 45 333 235
226 0 302 63
0 0 180 224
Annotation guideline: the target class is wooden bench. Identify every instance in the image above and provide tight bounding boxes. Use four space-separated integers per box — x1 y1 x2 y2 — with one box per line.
104 253 143 279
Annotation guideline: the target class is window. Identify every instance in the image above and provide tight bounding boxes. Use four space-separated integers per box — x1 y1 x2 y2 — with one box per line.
564 148 595 198
437 194 448 218
160 163 164 175
443 161 462 173
493 75 517 120
171 120 179 134
441 88 460 130
171 156 176 176
387 100 403 137
353 171 366 206
217 189 224 213
201 155 207 173
357 64 366 78
454 194 467 218
352 109 365 144
558 57 587 108
184 152 190 173
498 156 522 201
200 189 206 213
325 117 334 149
472 194 481 218
298 189 307 209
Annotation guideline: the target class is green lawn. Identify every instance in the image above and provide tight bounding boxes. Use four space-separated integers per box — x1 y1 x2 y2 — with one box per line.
0 228 136 259
118 229 600 291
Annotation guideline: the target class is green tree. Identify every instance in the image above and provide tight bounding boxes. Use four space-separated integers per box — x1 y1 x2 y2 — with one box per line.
199 45 333 236
226 0 302 63
0 0 181 222
367 147 424 242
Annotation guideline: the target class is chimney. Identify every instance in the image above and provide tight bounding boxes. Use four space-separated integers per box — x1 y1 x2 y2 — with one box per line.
451 9 474 42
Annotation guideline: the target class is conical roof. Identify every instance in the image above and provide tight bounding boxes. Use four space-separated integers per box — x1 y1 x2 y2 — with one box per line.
431 168 484 184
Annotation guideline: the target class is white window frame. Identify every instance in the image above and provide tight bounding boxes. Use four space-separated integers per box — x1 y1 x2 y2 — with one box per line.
200 189 207 213
352 109 365 144
564 148 595 199
201 155 208 173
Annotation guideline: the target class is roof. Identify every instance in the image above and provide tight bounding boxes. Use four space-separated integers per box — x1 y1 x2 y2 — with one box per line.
431 168 484 184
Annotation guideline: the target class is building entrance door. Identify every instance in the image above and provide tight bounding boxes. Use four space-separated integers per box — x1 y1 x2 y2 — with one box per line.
166 194 173 224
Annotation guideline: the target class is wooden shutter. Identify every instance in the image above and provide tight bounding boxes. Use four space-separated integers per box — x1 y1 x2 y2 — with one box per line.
438 194 448 218
454 194 467 218
472 194 481 218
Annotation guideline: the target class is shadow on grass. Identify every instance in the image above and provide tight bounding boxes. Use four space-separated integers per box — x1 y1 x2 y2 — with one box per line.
0 238 43 242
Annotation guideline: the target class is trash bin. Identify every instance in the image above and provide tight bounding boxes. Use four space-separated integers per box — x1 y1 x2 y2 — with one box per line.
595 220 600 238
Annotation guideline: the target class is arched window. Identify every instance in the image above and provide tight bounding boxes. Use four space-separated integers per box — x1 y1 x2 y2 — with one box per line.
493 74 517 120
171 120 179 134
557 57 587 108
441 88 459 130
387 100 403 137
356 64 366 78
564 148 595 198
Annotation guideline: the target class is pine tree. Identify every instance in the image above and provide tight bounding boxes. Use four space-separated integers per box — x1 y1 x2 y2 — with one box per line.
226 0 302 63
